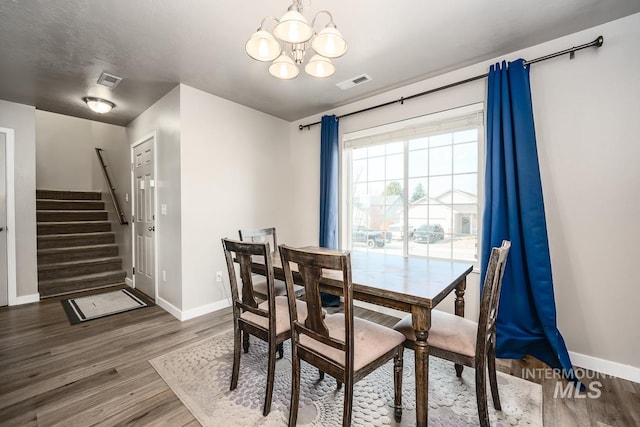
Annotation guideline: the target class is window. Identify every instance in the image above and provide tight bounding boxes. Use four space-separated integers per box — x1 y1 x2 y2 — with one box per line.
343 104 483 264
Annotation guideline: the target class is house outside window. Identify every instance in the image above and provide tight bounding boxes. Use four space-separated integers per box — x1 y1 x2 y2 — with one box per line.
343 104 484 265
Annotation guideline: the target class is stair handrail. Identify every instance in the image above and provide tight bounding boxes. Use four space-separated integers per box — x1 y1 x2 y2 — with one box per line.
95 148 128 225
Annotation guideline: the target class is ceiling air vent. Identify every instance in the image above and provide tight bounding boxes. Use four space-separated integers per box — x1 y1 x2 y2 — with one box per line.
97 72 123 89
336 74 372 91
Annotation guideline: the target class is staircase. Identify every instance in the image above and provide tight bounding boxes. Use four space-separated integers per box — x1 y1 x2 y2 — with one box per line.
36 190 127 297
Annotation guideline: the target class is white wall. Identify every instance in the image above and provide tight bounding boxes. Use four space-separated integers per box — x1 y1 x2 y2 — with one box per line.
35 111 127 192
179 85 291 312
290 14 640 374
0 100 38 301
127 85 182 310
35 111 132 278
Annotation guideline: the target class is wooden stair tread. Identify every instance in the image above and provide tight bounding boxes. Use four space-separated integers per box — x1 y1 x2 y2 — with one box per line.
38 256 123 270
38 231 115 239
37 209 107 213
37 220 111 225
36 190 102 200
37 243 118 254
38 270 127 286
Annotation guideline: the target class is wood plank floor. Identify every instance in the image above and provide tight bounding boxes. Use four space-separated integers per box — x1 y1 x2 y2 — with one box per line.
1 287 637 426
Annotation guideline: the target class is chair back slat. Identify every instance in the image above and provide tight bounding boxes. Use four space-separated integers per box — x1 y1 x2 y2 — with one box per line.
239 227 278 255
477 240 511 352
222 238 276 327
279 245 353 356
299 264 329 336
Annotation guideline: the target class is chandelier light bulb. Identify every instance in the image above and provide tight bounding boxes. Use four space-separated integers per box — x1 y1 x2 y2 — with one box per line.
305 55 335 78
312 26 347 58
245 30 281 61
273 9 313 44
269 53 300 79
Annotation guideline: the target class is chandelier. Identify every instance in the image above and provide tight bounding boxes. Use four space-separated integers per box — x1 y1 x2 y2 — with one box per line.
245 0 347 79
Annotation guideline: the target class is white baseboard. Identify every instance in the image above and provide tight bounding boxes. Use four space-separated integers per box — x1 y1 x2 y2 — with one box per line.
569 351 640 384
156 297 183 320
181 299 231 321
125 277 133 287
156 296 231 321
11 293 40 305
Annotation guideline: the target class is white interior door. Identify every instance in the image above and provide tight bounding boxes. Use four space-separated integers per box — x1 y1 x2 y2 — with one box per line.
133 137 155 299
0 132 7 306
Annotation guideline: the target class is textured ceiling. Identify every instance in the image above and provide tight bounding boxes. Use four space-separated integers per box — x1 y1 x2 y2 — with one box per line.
1 0 639 126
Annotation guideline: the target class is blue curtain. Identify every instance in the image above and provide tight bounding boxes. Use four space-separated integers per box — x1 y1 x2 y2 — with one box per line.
483 59 575 380
319 115 340 306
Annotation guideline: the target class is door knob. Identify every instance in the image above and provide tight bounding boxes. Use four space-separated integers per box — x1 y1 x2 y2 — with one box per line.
0 227 3 231
148 226 155 231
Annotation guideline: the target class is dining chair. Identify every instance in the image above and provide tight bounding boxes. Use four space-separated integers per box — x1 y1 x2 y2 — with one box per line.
221 238 314 416
238 227 305 300
393 240 511 427
279 245 406 427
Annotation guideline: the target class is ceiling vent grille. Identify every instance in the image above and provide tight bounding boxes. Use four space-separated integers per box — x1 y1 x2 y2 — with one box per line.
336 74 372 91
97 72 123 89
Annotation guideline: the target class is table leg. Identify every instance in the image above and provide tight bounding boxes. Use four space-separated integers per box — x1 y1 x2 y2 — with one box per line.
454 278 467 377
412 306 431 427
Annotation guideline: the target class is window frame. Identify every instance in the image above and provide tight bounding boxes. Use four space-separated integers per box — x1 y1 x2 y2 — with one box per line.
340 103 485 267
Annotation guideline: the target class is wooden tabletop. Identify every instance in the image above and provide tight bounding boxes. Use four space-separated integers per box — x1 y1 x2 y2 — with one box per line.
254 248 473 313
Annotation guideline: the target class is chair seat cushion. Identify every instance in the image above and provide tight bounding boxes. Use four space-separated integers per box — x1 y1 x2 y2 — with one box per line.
252 275 304 298
299 314 405 372
241 296 309 335
393 310 477 358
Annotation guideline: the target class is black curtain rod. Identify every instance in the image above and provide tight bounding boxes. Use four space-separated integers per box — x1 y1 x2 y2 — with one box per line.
298 35 604 130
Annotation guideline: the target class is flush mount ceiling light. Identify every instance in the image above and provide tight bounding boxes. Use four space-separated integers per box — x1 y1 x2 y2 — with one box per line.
82 96 115 114
245 0 347 79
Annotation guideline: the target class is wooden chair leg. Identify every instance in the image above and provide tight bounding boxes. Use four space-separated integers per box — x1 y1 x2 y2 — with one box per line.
393 346 404 422
289 345 301 427
336 380 342 390
243 331 250 353
319 370 325 380
455 363 464 377
231 327 241 391
277 342 284 359
263 339 276 416
487 344 501 410
475 357 489 427
342 377 354 427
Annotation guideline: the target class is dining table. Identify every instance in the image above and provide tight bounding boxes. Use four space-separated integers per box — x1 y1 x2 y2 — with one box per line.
251 247 474 427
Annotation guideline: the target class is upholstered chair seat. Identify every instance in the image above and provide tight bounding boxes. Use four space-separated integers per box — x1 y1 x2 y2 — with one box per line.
299 314 405 371
393 310 477 358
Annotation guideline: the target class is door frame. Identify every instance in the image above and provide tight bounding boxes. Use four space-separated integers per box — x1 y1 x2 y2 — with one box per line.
0 127 17 305
130 131 158 300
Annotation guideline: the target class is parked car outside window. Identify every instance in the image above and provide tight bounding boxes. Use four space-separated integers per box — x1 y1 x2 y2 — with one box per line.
387 223 415 241
352 226 386 248
413 224 444 244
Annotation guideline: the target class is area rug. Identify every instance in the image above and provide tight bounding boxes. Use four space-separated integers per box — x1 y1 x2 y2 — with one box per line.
61 288 154 324
150 330 542 426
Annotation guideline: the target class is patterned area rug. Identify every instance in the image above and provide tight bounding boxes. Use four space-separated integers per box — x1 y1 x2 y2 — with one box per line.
61 288 153 324
150 330 542 426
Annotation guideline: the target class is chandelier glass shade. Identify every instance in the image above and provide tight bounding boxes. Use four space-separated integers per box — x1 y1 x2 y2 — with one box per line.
246 1 347 79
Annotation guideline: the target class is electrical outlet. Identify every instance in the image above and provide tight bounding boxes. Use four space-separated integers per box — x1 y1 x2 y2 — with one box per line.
216 272 223 283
